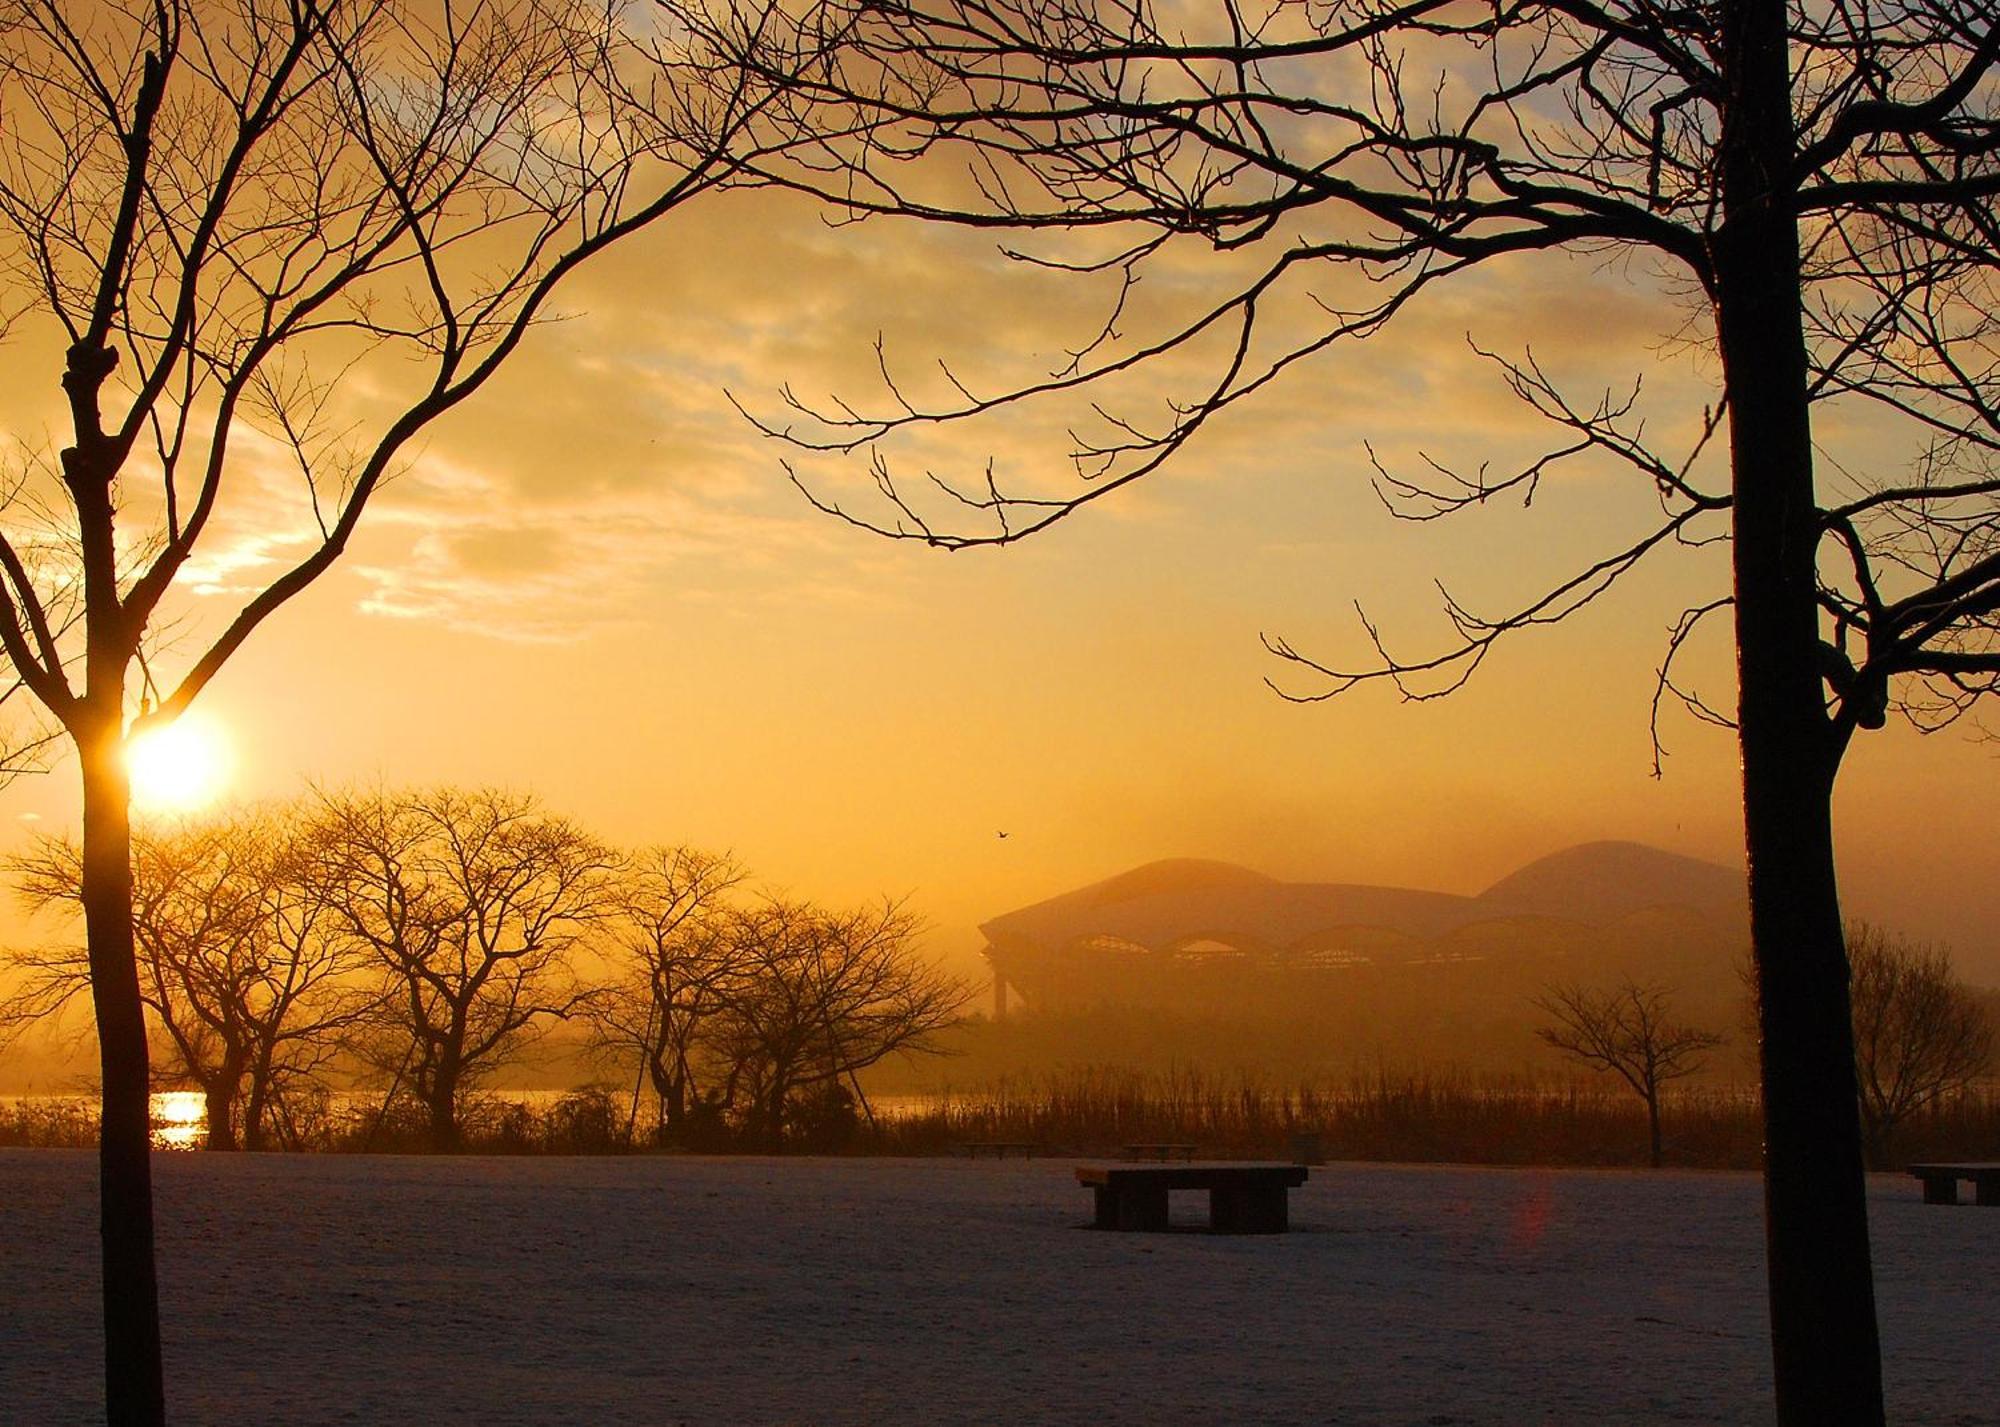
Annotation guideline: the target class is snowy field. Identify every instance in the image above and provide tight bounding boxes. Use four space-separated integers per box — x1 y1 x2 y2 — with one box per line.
1 1151 1993 1426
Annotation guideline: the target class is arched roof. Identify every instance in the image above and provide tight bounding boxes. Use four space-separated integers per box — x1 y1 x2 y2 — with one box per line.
981 844 1745 961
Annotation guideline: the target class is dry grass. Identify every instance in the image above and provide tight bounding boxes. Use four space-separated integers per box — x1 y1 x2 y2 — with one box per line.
0 1098 100 1148
6 1072 1995 1167
855 1067 2000 1170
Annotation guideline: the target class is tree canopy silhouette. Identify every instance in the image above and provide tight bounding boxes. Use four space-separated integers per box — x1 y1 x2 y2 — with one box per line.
704 894 968 1147
1845 922 1994 1167
0 0 838 1418
5 809 375 1151
585 845 747 1142
1536 979 1725 1168
688 0 2000 1419
315 787 620 1153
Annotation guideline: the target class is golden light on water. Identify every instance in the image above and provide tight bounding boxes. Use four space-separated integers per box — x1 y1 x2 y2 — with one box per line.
125 715 231 815
149 1091 206 1151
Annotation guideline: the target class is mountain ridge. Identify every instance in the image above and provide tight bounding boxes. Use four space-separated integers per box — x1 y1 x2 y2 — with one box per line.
983 840 1745 952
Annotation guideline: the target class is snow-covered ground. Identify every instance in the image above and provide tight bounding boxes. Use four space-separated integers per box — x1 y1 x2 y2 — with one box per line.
1 1151 1992 1425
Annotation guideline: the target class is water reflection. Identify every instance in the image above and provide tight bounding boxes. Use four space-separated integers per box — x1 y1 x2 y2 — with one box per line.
150 1091 206 1150
5 1088 940 1150
0 1090 208 1149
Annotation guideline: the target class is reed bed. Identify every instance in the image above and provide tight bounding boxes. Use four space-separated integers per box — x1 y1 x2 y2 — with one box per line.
7 1072 1997 1168
0 1087 638 1156
854 1067 2000 1171
0 1097 101 1149
1883 1090 2000 1167
270 1087 640 1156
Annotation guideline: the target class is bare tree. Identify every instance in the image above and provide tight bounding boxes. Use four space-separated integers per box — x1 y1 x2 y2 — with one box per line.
234 816 384 1149
708 895 967 1148
0 0 841 1413
1536 980 1725 1168
684 1 2000 1416
586 844 745 1141
318 787 620 1152
1846 923 1994 1167
4 809 375 1150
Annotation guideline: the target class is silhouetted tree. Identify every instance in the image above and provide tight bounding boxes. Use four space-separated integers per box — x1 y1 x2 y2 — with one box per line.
319 788 619 1152
1536 980 1725 1168
4 810 375 1150
585 845 746 1141
691 1 2000 1416
708 896 967 1147
0 0 837 1413
1847 923 1994 1167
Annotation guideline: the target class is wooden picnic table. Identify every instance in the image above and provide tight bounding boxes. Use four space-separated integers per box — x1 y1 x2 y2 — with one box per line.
1907 1162 2000 1206
1077 1162 1308 1233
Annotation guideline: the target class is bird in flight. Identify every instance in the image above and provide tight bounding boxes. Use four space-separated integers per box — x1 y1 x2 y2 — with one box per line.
997 831 1010 840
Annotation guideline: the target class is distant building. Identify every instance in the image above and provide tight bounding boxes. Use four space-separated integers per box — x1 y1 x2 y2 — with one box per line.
981 843 1748 1022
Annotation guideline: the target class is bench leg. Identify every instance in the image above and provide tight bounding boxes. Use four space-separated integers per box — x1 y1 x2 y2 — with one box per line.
1093 1186 1117 1229
1211 1185 1288 1234
1097 1185 1169 1231
1976 1178 1999 1207
1920 1175 1959 1206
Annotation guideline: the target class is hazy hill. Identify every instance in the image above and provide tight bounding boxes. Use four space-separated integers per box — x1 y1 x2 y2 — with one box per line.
967 841 1756 1078
984 840 1747 961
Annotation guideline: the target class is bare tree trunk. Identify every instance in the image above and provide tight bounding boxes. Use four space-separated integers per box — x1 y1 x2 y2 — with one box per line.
1737 752 1876 1423
1644 1089 1663 1170
243 1053 274 1153
1718 2 1882 1420
78 712 166 1427
428 1063 462 1153
759 1067 791 1151
1861 1121 1888 1173
201 1051 249 1152
664 1068 689 1141
202 1080 239 1152
645 1055 679 1137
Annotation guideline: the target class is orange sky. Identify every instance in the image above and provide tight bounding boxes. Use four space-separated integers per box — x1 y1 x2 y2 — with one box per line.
2 188 1997 994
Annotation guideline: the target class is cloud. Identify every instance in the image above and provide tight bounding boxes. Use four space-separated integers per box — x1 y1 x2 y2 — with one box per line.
335 431 925 641
115 174 1726 654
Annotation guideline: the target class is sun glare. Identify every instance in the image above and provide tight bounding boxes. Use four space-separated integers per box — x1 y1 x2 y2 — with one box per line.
125 715 231 815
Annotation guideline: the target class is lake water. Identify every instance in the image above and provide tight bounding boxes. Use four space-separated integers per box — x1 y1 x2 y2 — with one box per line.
0 1089 942 1149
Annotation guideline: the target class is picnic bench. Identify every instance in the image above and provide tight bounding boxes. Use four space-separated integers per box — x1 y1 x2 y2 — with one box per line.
1907 1162 2000 1206
1121 1143 1197 1162
1077 1163 1308 1233
960 1141 1039 1159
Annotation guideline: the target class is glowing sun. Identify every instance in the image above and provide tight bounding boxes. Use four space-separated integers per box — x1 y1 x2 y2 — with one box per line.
125 715 232 814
